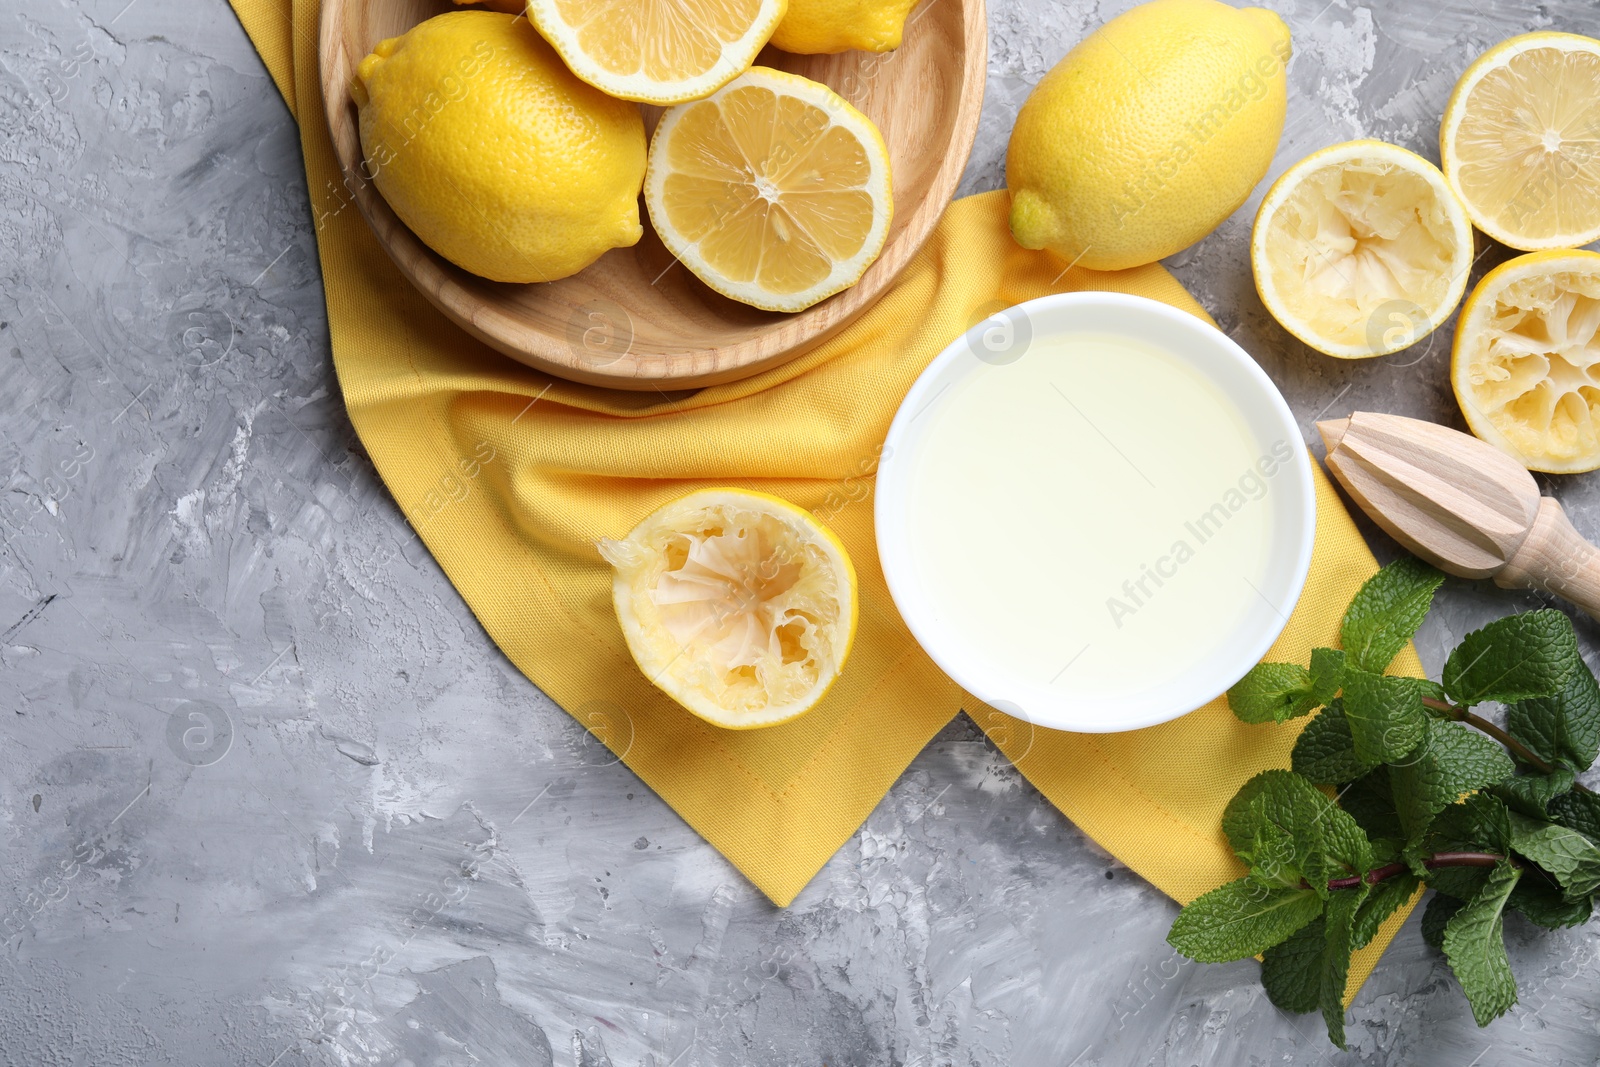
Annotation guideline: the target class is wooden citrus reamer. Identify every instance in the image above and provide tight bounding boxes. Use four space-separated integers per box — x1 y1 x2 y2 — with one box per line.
1318 411 1600 619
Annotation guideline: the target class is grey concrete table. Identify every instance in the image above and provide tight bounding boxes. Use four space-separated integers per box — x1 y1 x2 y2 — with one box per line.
3 1 1600 1064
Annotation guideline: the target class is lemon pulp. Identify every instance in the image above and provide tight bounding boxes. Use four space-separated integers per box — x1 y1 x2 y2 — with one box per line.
1252 141 1473 359
527 0 786 103
645 67 892 312
1454 251 1600 473
599 489 857 729
1442 33 1600 250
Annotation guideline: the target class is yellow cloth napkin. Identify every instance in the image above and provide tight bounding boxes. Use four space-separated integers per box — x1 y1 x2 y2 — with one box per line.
231 0 1421 994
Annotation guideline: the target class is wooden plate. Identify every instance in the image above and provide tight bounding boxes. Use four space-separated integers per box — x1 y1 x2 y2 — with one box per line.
320 0 987 390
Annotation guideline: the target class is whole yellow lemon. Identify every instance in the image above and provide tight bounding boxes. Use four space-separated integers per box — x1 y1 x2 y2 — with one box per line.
354 12 646 284
771 0 921 53
1007 0 1291 272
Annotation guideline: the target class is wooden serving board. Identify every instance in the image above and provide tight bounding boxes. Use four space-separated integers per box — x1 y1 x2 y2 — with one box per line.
319 0 988 389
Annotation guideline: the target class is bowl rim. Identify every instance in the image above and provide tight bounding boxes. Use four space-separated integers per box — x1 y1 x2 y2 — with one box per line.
874 291 1317 734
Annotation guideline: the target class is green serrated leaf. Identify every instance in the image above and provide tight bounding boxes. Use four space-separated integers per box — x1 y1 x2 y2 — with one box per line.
1508 875 1594 929
1442 610 1580 707
1507 658 1600 772
1548 789 1600 843
1493 769 1576 818
1351 873 1420 951
1341 767 1402 843
1222 774 1275 854
1260 916 1324 1014
1422 892 1463 950
1229 662 1317 724
1292 701 1379 785
1343 668 1429 763
1390 719 1517 842
1424 794 1512 902
1222 771 1372 894
1428 792 1514 855
1441 860 1521 1026
1309 647 1347 705
1508 812 1600 900
1340 558 1446 673
1168 877 1325 963
1246 810 1305 889
1319 887 1365 1048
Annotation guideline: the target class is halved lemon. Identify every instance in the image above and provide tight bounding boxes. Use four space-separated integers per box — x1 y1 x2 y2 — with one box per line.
598 489 858 729
1251 140 1475 359
1441 32 1600 252
1452 249 1600 473
525 0 786 104
643 66 893 313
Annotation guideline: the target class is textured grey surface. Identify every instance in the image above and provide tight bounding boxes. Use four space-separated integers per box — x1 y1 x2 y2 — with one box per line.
4 1 1600 1065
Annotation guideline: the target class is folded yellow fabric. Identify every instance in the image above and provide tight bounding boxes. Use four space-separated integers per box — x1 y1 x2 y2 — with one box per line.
230 0 1420 994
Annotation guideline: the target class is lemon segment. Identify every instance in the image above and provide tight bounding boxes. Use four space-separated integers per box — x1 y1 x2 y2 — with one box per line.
526 0 786 104
644 67 893 313
1250 140 1474 359
770 0 922 54
1452 249 1600 473
1005 0 1292 272
354 12 645 284
1441 32 1600 252
599 489 858 730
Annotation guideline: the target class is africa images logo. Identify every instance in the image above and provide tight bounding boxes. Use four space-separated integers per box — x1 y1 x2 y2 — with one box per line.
1105 439 1294 628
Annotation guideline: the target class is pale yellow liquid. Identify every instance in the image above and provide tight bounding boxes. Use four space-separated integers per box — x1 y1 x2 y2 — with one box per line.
907 332 1278 699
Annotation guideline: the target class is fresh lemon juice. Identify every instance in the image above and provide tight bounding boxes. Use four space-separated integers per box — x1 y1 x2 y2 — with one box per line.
904 331 1294 700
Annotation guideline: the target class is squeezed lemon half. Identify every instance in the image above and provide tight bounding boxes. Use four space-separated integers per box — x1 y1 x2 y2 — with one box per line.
1441 32 1600 252
1452 249 1600 473
525 0 786 104
1250 140 1475 359
598 489 859 730
643 66 893 313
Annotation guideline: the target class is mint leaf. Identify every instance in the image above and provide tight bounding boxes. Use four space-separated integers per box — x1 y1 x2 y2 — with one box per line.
1493 769 1576 818
1428 792 1513 855
1441 860 1521 1026
1168 878 1325 963
1260 916 1324 1014
1390 719 1516 841
1222 771 1371 894
1508 812 1600 900
1246 810 1305 888
1352 873 1420 951
1442 610 1580 707
1424 794 1512 902
1292 701 1378 785
1340 558 1445 673
1548 789 1600 843
1341 767 1402 842
1229 662 1316 724
1309 647 1347 705
1422 893 1463 950
1343 668 1428 763
1508 877 1594 929
1222 773 1276 853
1507 659 1600 772
1319 887 1365 1048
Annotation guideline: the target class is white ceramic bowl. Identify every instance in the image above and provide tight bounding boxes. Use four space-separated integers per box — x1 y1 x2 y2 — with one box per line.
874 292 1316 733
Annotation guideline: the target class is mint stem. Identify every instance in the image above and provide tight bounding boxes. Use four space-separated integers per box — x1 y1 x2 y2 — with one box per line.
1321 852 1506 891
1420 695 1596 794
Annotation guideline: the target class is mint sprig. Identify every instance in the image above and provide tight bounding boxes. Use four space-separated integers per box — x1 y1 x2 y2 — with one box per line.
1169 558 1600 1047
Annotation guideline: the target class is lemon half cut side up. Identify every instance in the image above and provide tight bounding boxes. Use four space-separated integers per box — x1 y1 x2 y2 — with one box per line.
1453 249 1600 474
1441 32 1600 252
643 67 893 313
1251 140 1474 359
599 489 859 730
